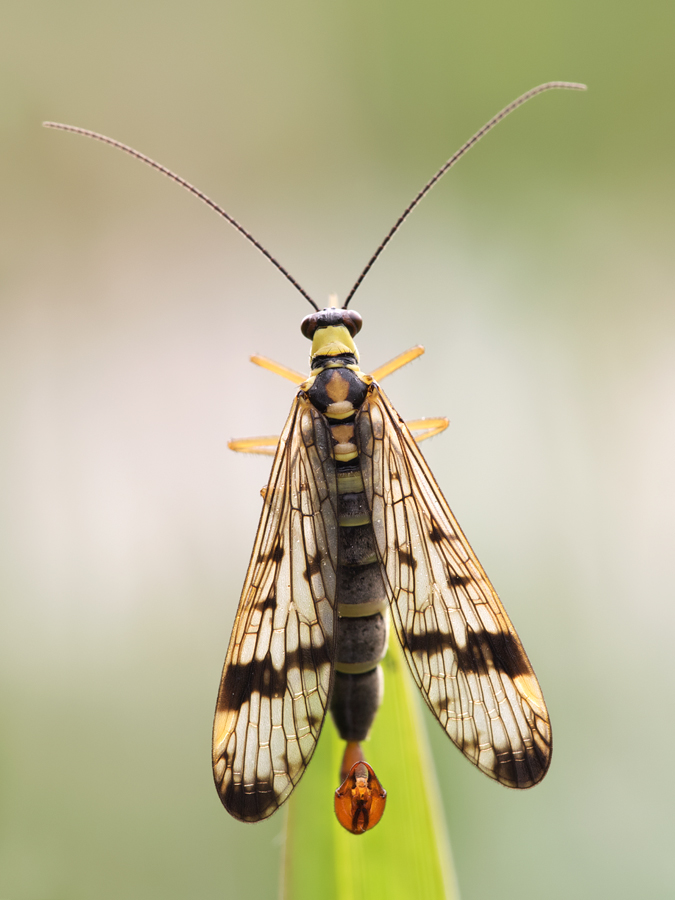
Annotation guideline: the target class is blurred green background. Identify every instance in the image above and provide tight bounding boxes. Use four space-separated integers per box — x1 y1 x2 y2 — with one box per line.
2 1 674 898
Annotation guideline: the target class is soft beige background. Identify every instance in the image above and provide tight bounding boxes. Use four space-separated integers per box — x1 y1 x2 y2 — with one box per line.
2 2 674 898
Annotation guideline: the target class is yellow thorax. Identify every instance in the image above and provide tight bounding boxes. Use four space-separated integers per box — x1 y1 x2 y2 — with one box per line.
310 325 359 364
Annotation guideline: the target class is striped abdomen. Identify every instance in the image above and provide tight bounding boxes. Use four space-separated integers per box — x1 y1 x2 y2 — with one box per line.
307 363 389 742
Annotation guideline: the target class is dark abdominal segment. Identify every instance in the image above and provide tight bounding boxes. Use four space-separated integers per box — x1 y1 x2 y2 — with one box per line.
308 363 390 744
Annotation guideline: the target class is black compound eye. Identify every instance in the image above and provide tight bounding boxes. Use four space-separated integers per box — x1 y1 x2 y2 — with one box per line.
301 313 318 339
343 310 363 336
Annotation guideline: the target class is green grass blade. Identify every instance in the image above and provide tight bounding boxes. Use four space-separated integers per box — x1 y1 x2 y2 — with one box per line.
282 641 460 900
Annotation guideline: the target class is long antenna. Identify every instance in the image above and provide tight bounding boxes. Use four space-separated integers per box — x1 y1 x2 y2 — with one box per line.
342 81 587 308
42 121 319 312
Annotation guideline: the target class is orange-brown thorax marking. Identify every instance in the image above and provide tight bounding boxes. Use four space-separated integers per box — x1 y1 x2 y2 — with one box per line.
325 370 351 402
331 423 355 444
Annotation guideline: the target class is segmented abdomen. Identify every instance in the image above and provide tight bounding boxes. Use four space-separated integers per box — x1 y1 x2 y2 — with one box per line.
307 364 389 741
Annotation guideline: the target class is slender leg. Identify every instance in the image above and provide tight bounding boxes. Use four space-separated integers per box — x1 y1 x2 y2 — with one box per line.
405 417 449 443
227 435 279 456
250 355 306 385
368 345 424 382
234 347 444 455
231 356 301 455
251 345 425 385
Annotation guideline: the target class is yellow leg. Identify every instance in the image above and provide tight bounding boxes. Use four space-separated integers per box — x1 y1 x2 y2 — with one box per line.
405 417 449 443
369 346 424 382
234 344 443 453
250 355 306 385
229 417 446 456
251 344 425 386
228 435 279 456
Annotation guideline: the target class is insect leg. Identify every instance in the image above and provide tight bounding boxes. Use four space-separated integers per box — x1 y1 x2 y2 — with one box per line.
368 345 425 381
405 417 449 443
227 435 279 455
250 355 306 384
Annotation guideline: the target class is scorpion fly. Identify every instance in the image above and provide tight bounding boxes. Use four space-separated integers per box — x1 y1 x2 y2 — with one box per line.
45 80 585 835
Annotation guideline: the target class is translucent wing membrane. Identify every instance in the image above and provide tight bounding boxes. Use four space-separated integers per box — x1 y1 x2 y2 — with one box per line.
46 82 579 826
212 396 339 820
356 386 551 788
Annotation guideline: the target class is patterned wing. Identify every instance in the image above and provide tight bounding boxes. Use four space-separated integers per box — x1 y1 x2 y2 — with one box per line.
213 394 339 821
357 385 552 788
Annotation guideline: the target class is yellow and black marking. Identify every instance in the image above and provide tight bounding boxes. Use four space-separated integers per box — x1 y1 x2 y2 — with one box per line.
303 311 390 744
44 80 584 832
215 307 551 823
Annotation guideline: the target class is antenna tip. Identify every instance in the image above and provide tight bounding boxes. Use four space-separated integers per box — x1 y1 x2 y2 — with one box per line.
546 81 587 92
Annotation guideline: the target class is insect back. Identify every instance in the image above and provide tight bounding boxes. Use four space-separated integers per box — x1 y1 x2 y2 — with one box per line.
302 308 390 833
45 79 584 838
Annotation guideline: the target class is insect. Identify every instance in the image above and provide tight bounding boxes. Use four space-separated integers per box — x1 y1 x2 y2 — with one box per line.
45 80 585 835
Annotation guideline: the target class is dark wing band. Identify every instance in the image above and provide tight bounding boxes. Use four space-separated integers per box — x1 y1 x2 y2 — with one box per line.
213 395 339 820
357 385 551 788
